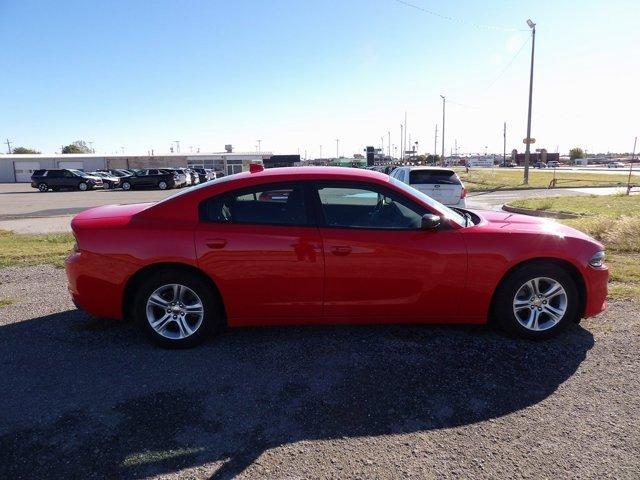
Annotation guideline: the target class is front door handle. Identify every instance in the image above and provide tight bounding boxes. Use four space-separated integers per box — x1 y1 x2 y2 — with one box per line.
331 246 352 256
206 238 227 249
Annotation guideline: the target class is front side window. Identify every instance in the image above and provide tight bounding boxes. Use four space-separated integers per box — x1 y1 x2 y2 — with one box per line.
315 183 425 230
200 183 310 226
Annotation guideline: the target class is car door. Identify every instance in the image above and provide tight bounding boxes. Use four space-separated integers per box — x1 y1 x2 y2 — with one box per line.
313 181 467 322
62 170 77 188
195 181 324 325
136 170 152 187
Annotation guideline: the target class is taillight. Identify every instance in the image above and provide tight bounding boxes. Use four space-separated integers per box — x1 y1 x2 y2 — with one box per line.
461 187 467 199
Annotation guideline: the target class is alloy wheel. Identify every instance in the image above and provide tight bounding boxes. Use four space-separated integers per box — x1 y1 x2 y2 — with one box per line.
145 284 204 340
512 277 568 331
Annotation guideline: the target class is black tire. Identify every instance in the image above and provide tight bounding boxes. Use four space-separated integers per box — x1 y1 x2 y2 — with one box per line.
133 269 222 348
493 263 580 340
38 183 48 192
78 182 88 191
122 181 132 191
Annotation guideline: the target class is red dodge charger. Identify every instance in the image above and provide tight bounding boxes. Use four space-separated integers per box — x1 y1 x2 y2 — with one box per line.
66 166 608 347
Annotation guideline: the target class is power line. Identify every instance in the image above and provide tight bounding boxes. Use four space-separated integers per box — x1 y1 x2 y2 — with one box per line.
393 0 525 32
482 36 531 93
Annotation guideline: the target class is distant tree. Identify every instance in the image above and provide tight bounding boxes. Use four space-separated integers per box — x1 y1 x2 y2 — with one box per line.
62 140 92 154
569 147 585 162
12 147 40 154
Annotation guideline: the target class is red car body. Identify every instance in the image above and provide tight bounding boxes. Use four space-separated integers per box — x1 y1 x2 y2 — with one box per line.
66 167 608 327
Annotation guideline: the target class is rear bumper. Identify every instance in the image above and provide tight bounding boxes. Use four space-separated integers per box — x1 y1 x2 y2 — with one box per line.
66 251 137 320
583 265 609 318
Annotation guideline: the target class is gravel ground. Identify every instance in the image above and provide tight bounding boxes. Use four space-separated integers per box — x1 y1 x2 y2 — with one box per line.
0 266 638 479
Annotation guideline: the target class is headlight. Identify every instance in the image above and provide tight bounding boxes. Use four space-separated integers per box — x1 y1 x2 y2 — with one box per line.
589 251 606 268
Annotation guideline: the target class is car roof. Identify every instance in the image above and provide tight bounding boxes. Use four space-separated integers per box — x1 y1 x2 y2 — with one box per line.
242 166 390 182
397 166 456 172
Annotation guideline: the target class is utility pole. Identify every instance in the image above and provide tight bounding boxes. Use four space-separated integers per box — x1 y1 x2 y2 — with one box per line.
503 122 507 167
400 125 404 161
440 95 446 166
404 111 407 158
388 131 391 158
319 144 322 159
628 136 637 195
523 19 536 184
174 141 181 153
335 139 339 159
5 139 13 154
257 139 262 153
381 136 384 155
434 124 438 162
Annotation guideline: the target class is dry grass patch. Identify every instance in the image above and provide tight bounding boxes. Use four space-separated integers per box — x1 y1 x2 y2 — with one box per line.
457 168 638 192
0 230 74 268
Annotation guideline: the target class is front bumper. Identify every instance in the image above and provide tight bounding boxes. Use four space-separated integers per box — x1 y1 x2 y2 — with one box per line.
582 265 609 318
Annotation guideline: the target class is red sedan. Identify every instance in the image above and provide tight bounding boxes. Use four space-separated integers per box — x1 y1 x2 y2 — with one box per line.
66 166 608 347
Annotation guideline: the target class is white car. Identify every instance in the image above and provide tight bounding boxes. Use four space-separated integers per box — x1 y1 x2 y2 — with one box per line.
607 162 624 168
390 166 467 207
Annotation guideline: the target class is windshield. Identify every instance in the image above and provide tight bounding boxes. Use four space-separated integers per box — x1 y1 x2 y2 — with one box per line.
389 176 466 227
69 169 88 177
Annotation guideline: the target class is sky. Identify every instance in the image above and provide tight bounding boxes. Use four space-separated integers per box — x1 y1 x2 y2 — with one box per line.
0 0 638 157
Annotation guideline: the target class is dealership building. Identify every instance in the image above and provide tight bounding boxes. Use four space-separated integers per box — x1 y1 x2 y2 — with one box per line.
0 152 300 183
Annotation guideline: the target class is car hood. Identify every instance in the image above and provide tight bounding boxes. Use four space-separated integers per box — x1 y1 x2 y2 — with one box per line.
471 209 600 245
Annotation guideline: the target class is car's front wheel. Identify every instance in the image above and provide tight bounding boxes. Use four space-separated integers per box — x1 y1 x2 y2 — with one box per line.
122 181 132 191
38 183 48 192
78 182 88 191
158 180 168 190
493 264 579 339
134 270 222 348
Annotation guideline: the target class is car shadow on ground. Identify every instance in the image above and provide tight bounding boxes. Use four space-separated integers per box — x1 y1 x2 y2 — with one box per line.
0 310 594 479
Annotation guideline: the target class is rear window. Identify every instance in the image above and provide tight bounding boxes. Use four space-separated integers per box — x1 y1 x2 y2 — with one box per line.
409 170 460 185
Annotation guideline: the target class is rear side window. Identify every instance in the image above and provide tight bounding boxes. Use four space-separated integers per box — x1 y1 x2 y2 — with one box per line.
409 170 460 185
200 183 311 226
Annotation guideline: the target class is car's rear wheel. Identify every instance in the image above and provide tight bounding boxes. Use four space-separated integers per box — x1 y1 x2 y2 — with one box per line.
158 181 168 190
493 263 579 339
38 183 48 192
122 181 132 191
134 270 221 348
78 182 88 191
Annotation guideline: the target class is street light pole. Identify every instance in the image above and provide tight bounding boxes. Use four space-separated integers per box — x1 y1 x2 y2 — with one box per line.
257 139 261 153
335 139 339 159
440 95 446 166
503 122 507 167
523 19 536 184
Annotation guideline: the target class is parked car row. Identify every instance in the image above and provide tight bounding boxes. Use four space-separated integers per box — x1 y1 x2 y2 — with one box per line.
31 167 222 192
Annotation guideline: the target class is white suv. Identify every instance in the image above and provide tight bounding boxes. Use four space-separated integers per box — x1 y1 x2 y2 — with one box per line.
390 167 467 207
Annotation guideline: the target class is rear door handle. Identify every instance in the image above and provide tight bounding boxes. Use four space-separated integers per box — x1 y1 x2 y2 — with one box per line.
331 246 352 256
206 238 227 249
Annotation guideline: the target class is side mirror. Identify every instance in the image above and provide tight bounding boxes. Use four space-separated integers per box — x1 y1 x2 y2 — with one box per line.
421 213 441 230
